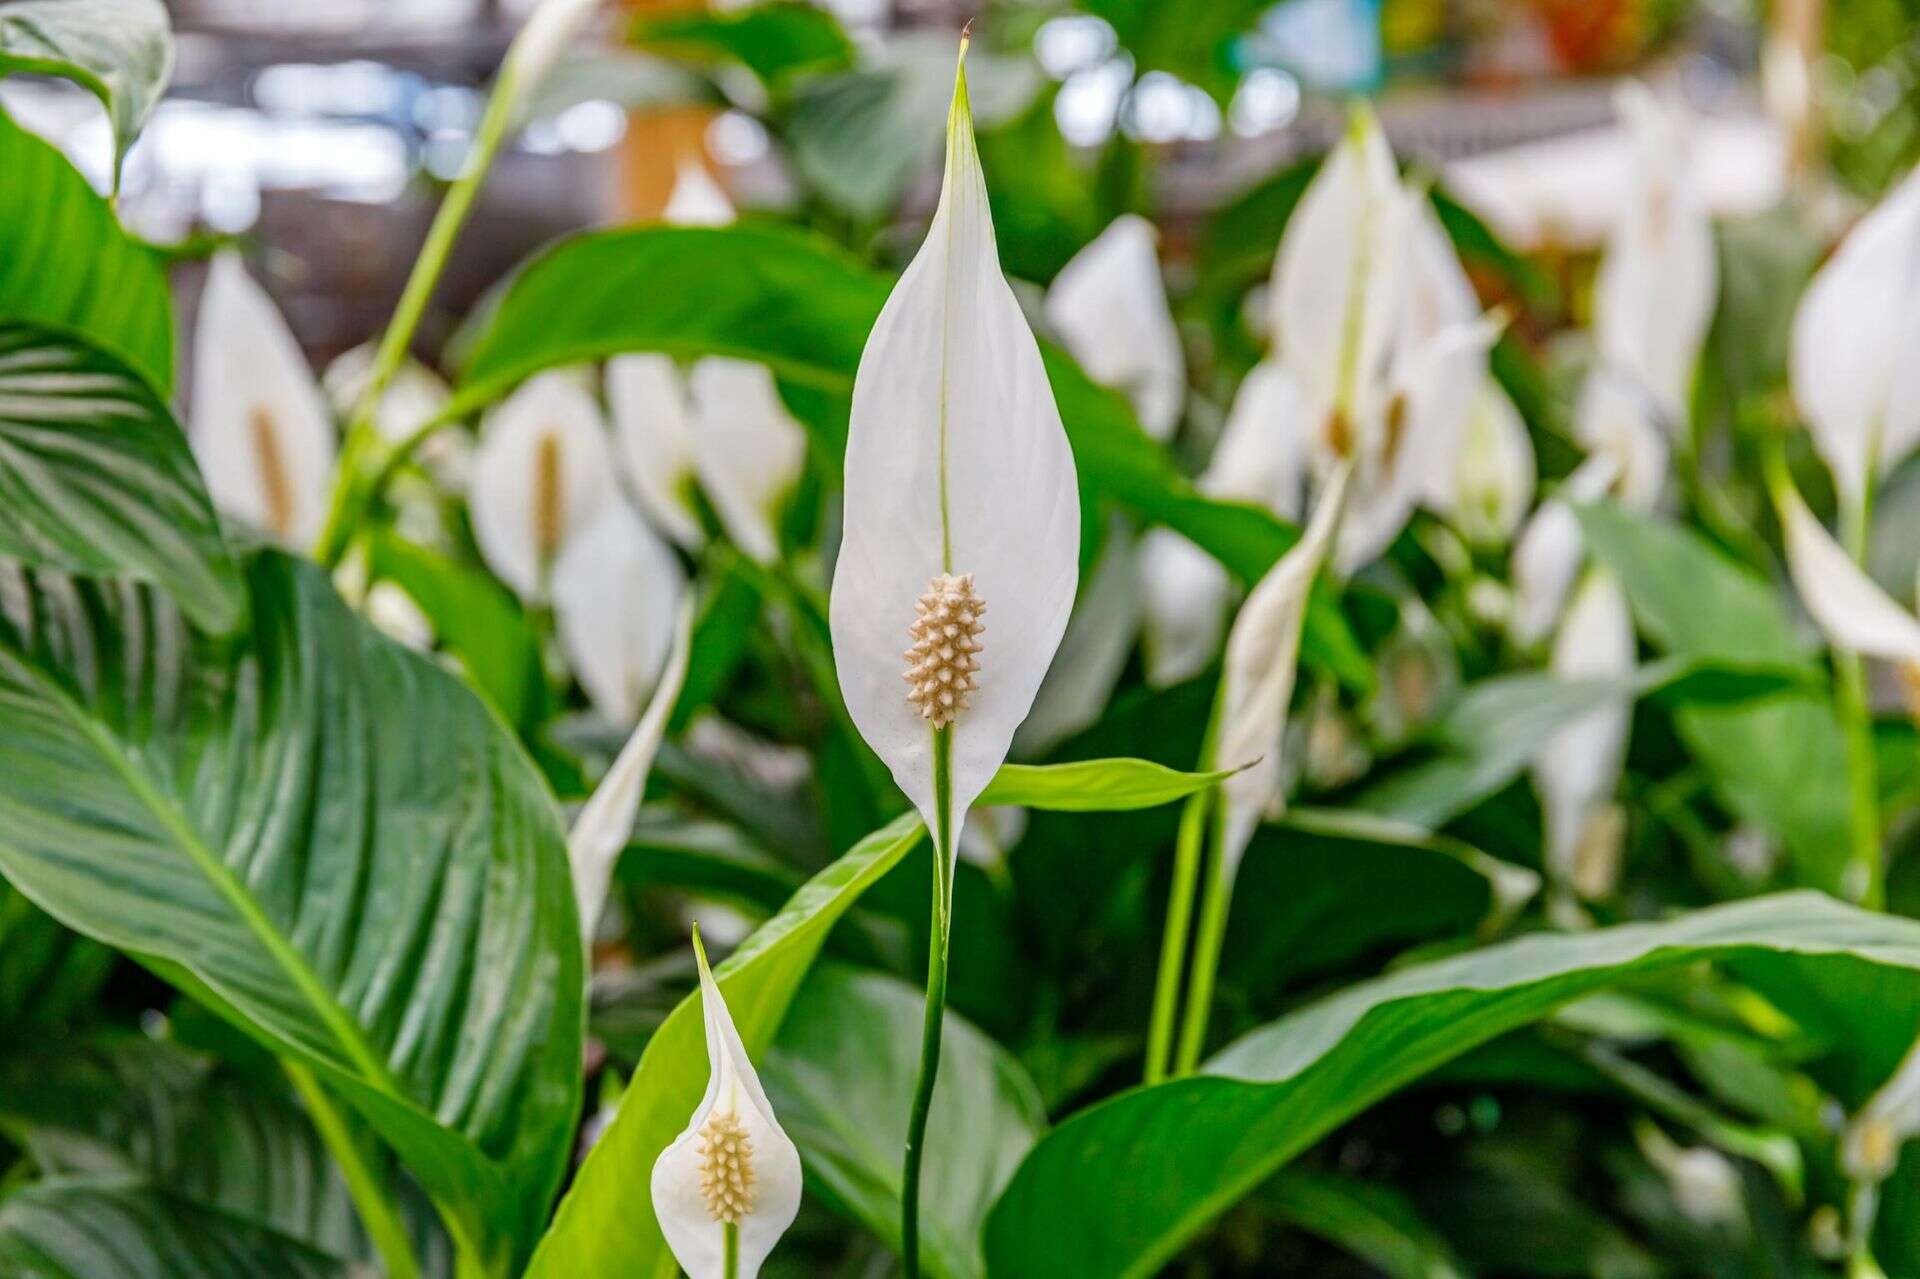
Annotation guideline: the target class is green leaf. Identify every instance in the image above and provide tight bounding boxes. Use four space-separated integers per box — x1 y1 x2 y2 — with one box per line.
0 552 582 1267
0 323 244 634
0 880 112 1030
1082 0 1264 102
632 0 852 92
982 892 1920 1278
450 224 1363 676
761 965 1045 1279
0 0 172 183
527 812 926 1279
978 758 1231 811
1259 1170 1467 1279
1578 502 1854 894
0 107 172 393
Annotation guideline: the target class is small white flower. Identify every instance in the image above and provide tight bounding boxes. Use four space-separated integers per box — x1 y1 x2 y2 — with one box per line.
687 358 808 566
1425 379 1535 547
469 370 617 601
1205 359 1309 518
1533 570 1635 901
190 252 338 549
321 343 451 447
1139 529 1230 688
608 354 705 549
365 582 434 650
1508 455 1620 649
828 48 1080 851
1790 163 1920 512
651 929 803 1279
1044 214 1186 440
551 501 688 726
1573 366 1669 512
663 156 737 227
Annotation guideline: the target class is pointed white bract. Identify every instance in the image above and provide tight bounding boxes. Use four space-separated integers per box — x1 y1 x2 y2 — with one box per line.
567 596 693 946
687 358 807 565
663 156 737 227
1508 455 1619 648
828 57 1080 851
1425 379 1535 547
1790 164 1920 510
501 0 604 99
1214 463 1350 873
1205 359 1308 518
1140 529 1230 688
609 354 706 549
552 501 689 726
1533 570 1636 899
469 370 616 601
1044 214 1186 439
651 933 803 1279
190 252 339 549
1777 481 1920 666
1573 366 1669 511
1591 83 1717 430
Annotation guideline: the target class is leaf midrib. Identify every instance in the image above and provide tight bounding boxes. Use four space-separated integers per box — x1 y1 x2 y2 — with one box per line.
20 651 406 1099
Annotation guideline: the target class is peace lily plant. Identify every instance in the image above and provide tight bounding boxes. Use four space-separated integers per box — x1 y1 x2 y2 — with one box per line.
15 2 1920 1277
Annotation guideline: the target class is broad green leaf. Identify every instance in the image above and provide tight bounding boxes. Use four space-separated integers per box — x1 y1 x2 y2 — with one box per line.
0 880 112 1030
1259 1171 1466 1279
0 552 582 1268
761 965 1045 1279
450 224 1363 677
1579 502 1854 894
982 892 1920 1278
0 323 243 634
0 107 172 392
978 758 1231 811
632 0 852 92
0 1178 348 1277
526 812 925 1279
0 0 172 182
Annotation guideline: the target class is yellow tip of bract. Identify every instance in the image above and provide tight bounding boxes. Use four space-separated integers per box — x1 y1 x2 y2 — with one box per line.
690 922 712 979
1344 99 1378 146
951 24 973 124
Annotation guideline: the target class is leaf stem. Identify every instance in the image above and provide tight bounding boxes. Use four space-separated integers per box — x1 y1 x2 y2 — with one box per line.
1144 786 1209 1085
901 726 954 1279
285 1061 423 1279
1172 795 1232 1077
1836 475 1884 908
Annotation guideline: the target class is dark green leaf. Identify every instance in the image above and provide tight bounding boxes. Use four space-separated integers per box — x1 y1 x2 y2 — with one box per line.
0 552 582 1267
983 892 1920 1278
0 880 112 1030
0 0 172 182
0 323 243 634
1259 1170 1467 1279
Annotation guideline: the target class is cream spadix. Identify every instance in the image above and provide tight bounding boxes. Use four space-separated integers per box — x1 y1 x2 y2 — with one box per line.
650 929 802 1279
828 45 1080 851
190 252 338 549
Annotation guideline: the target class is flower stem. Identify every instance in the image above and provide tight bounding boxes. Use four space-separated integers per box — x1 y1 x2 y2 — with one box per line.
1144 786 1210 1085
1836 480 1884 908
901 727 954 1279
284 1061 422 1279
723 1221 740 1279
1172 796 1231 1077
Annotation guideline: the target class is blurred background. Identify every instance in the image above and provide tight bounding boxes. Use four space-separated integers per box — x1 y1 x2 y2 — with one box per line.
0 0 1899 377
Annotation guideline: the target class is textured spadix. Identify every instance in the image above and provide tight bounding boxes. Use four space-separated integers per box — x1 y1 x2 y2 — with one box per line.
828 49 1080 851
469 370 615 601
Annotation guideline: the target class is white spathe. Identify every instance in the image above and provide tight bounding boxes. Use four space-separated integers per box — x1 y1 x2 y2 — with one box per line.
321 343 450 446
1508 454 1620 648
552 501 689 726
1574 367 1669 512
501 0 604 98
663 156 737 227
1044 214 1186 439
1591 82 1718 429
1214 462 1350 873
608 353 705 549
1778 482 1920 665
829 57 1081 853
1533 569 1636 897
469 370 616 601
1205 359 1308 519
687 357 808 565
1015 518 1143 757
1140 529 1230 688
567 596 693 946
190 252 338 549
651 933 803 1279
1426 379 1535 547
1790 163 1920 511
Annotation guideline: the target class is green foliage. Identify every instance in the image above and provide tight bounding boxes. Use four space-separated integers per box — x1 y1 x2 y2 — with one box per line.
0 0 171 182
632 0 852 93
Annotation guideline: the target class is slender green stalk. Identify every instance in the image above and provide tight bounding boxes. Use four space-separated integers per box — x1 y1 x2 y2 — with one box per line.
1836 473 1885 908
901 727 954 1279
284 1062 422 1279
723 1221 740 1279
1172 797 1232 1077
1144 786 1210 1085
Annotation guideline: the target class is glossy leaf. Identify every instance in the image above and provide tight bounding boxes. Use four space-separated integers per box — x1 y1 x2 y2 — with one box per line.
0 880 112 1030
0 552 582 1267
527 813 925 1279
1260 1170 1466 1279
0 0 172 181
0 107 171 391
983 892 1920 1278
631 0 852 91
0 323 244 635
979 758 1231 812
761 965 1045 1279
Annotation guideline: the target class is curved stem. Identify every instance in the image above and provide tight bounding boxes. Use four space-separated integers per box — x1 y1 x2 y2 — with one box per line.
1172 798 1231 1077
1144 787 1210 1085
901 727 954 1279
284 1062 422 1279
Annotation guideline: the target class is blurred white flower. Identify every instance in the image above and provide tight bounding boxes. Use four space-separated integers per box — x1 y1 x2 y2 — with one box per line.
1044 214 1186 439
552 501 689 726
1846 1032 1920 1182
1790 163 1920 512
1508 455 1620 649
1533 570 1635 903
190 252 338 548
1425 379 1535 547
662 155 737 227
323 342 469 490
365 582 434 650
1573 367 1669 512
608 354 705 549
687 358 807 566
469 370 617 601
1591 83 1718 431
1140 529 1229 688
1635 1121 1746 1231
1015 518 1142 757
828 51 1080 854
651 929 803 1279
501 0 605 100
